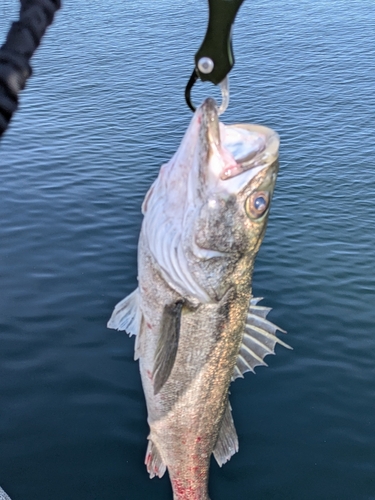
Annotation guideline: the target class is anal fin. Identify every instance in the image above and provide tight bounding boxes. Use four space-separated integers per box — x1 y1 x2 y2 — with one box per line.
145 438 166 479
213 402 239 467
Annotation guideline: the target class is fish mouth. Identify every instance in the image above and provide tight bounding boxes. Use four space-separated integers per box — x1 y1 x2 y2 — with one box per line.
200 98 279 182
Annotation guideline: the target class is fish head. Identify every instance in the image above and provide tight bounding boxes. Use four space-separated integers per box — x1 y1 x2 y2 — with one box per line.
142 98 279 303
194 98 279 256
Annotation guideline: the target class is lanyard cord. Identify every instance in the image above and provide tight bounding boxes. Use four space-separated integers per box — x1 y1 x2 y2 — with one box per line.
0 0 61 140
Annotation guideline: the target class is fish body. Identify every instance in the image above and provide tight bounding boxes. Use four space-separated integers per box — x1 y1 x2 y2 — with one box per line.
108 98 289 499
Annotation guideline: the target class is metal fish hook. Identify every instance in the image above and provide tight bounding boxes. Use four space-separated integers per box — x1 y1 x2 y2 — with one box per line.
185 72 230 116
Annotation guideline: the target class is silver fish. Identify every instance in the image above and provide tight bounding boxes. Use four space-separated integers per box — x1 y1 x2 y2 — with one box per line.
108 98 290 500
0 487 11 500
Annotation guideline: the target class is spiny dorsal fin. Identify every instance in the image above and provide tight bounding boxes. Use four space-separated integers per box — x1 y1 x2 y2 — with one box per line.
232 297 292 381
107 288 142 337
213 401 239 467
153 301 184 395
145 438 166 479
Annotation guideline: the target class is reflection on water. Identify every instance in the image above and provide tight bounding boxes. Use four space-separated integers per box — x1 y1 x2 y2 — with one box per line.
1 1 375 499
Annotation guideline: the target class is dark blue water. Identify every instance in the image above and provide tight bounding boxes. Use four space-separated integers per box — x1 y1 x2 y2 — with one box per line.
1 1 375 499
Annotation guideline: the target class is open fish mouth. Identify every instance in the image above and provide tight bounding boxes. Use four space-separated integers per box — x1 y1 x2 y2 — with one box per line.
200 98 279 182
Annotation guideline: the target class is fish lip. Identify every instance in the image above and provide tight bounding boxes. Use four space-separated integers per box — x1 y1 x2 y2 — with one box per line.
201 97 221 147
199 98 240 181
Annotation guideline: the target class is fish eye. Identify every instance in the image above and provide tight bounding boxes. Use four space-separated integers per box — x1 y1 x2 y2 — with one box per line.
245 191 270 219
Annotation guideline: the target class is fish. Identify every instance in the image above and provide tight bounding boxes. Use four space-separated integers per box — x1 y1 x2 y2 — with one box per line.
0 487 11 500
108 97 291 500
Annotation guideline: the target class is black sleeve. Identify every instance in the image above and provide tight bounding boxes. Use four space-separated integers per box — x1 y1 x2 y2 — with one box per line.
0 0 61 139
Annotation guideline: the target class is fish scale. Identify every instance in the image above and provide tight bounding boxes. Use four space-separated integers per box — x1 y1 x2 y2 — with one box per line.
108 98 290 500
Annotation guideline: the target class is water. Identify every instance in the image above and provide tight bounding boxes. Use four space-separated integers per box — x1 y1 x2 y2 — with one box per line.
1 1 375 498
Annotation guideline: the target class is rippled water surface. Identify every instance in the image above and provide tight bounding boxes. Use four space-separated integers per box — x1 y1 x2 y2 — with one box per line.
1 1 375 499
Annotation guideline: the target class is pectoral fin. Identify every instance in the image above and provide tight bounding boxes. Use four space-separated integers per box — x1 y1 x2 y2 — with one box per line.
153 301 184 395
213 401 239 466
107 288 142 337
232 297 292 380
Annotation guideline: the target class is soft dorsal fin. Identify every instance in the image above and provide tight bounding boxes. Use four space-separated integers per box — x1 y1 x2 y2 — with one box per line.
107 288 142 337
153 301 184 395
232 297 292 381
213 401 239 466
